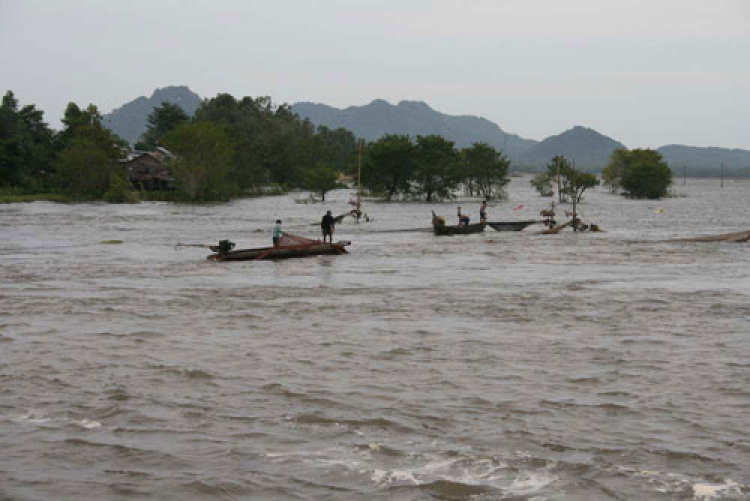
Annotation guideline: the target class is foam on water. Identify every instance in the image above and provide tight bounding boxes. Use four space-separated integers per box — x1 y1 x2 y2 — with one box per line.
693 481 743 500
10 412 102 430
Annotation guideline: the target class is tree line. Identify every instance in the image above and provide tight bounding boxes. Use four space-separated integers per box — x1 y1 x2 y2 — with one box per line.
0 90 361 202
0 91 510 201
530 149 673 201
1 90 513 202
143 97 512 202
2 89 672 203
1 91 130 201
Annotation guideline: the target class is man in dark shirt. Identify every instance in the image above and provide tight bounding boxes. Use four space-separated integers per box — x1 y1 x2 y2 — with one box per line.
321 210 335 243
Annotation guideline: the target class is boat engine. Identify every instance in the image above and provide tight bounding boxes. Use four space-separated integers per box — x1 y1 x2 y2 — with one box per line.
218 239 235 255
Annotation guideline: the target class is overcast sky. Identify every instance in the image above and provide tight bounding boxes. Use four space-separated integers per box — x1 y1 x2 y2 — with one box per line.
2 0 749 149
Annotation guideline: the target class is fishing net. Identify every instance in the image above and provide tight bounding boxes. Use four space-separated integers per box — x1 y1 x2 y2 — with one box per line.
278 232 320 247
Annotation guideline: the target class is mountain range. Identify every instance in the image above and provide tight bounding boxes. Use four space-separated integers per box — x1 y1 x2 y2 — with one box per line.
103 86 202 145
291 100 536 160
103 86 750 173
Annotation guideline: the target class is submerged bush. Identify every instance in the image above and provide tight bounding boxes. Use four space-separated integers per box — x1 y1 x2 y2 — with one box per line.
103 175 139 204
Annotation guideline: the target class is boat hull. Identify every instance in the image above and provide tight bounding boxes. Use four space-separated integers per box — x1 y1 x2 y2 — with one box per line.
208 242 349 261
487 220 540 231
433 223 486 236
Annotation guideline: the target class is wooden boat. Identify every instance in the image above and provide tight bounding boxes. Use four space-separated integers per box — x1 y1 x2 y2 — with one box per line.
208 240 350 261
487 220 540 232
433 222 486 236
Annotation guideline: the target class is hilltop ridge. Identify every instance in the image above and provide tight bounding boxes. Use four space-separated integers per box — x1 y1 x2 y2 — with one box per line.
103 85 202 145
291 99 537 160
101 86 750 172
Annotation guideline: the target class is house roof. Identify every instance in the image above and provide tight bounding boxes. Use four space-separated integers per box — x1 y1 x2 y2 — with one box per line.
121 147 173 164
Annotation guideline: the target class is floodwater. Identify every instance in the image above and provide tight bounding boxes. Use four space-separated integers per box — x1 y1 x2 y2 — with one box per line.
1 176 749 500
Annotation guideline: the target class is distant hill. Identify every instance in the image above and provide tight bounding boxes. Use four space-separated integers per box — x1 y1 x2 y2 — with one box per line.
102 87 749 174
517 126 625 171
291 99 537 160
103 86 202 145
657 145 750 175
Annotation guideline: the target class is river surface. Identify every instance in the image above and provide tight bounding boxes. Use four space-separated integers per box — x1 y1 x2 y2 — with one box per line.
1 176 749 500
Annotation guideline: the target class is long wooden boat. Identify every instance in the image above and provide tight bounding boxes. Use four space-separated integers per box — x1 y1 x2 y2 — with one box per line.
487 220 540 232
208 241 350 261
433 222 486 236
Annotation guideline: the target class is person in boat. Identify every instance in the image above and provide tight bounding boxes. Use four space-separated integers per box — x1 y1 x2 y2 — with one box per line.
432 211 446 227
321 210 335 243
480 200 488 223
272 219 282 247
456 206 470 226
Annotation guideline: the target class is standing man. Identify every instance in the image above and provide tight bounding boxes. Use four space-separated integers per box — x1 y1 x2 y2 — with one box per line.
321 210 335 243
480 200 488 223
272 219 282 247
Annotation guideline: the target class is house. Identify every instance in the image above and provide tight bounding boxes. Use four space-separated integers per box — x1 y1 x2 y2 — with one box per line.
122 147 174 191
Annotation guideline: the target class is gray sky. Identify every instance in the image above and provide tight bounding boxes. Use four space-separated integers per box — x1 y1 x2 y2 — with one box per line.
2 0 749 149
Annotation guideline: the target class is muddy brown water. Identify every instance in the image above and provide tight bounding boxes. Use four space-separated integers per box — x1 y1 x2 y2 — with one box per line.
1 176 749 500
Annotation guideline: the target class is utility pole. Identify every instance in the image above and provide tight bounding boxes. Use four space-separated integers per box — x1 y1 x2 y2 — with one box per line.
721 162 724 189
556 156 561 204
356 139 363 222
683 165 686 185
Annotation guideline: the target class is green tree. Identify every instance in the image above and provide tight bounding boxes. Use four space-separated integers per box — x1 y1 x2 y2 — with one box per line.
620 149 672 199
602 148 628 193
162 121 234 201
189 93 360 195
194 94 269 191
136 102 189 150
302 160 339 201
530 171 554 197
546 156 572 203
414 135 459 201
55 102 91 151
316 125 358 174
55 136 120 196
103 174 138 203
54 104 125 196
362 134 416 201
0 91 55 189
563 168 599 204
461 143 510 199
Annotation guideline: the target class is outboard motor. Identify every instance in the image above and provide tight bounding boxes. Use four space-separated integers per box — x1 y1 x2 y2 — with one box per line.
218 239 235 255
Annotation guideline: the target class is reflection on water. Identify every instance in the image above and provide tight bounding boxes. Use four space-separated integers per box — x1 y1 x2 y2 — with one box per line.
1 176 749 500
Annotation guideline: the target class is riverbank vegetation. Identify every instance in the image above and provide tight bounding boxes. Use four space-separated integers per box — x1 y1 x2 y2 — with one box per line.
2 89 514 204
0 90 361 203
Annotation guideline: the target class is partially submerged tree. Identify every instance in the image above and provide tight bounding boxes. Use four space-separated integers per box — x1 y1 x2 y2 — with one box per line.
563 167 599 223
414 135 459 201
531 155 599 204
362 134 416 201
302 160 339 201
548 156 572 203
602 148 628 193
461 142 510 200
620 149 672 199
530 171 554 197
562 168 599 205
